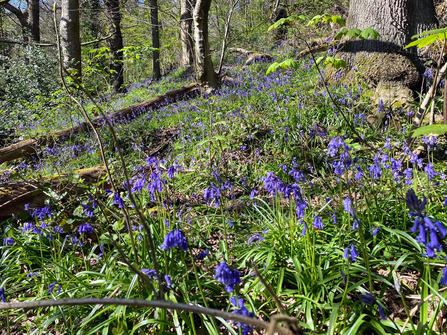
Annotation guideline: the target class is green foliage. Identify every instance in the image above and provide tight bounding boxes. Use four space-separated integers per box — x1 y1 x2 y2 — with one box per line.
411 124 447 137
405 27 447 49
307 13 345 27
333 27 380 40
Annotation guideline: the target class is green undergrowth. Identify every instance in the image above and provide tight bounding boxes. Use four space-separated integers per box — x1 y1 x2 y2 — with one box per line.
1 46 447 335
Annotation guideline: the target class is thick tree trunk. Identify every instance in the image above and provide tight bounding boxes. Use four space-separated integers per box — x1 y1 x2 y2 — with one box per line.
26 0 39 43
105 0 124 94
180 0 194 67
333 0 438 105
151 0 161 79
60 0 82 80
193 0 219 94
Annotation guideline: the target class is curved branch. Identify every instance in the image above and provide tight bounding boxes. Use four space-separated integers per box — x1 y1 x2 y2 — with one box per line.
0 31 116 47
0 298 295 335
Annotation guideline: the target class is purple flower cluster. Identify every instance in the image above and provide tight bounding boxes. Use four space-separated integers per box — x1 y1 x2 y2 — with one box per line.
230 296 254 335
343 244 359 262
159 229 188 251
407 189 447 258
358 292 387 321
215 261 241 292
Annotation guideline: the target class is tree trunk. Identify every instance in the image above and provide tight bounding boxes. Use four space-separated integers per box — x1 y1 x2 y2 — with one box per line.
193 0 219 94
26 0 39 43
333 0 438 105
60 0 82 81
180 0 194 67
105 0 124 94
151 0 161 79
4 0 39 43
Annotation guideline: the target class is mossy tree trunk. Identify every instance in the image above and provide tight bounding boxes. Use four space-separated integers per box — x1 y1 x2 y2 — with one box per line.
333 0 438 105
193 0 219 94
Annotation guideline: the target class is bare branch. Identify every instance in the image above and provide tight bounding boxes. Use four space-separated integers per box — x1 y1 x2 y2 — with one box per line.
0 298 295 335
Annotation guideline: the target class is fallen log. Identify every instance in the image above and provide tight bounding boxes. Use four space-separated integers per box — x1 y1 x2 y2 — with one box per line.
0 83 200 165
0 165 107 222
229 48 273 67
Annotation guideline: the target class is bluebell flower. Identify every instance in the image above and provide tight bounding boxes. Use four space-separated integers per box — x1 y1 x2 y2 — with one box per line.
301 222 307 236
424 162 437 180
369 227 379 236
78 223 94 235
228 219 233 227
81 204 95 217
48 282 56 294
165 275 172 288
248 233 265 244
343 246 349 260
3 237 14 246
378 305 387 321
440 267 447 286
159 229 188 251
0 287 6 302
313 216 323 230
131 178 146 193
350 245 359 261
113 192 125 208
167 165 177 179
249 189 258 199
358 292 376 304
407 189 447 258
215 262 241 292
197 249 209 260
204 183 221 207
54 226 64 233
230 295 254 335
368 154 382 180
343 197 355 217
142 269 158 279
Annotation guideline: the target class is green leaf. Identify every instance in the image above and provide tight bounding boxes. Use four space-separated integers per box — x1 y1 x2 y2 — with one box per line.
334 28 348 40
266 62 280 74
331 15 346 26
316 56 325 65
281 58 299 69
359 28 380 40
411 124 447 137
412 26 447 38
405 33 442 49
347 28 362 39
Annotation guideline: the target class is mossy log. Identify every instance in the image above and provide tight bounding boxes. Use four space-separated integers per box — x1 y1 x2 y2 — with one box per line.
228 48 273 67
0 166 107 221
0 83 200 165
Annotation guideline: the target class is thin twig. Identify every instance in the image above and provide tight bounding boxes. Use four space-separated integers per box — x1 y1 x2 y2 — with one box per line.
0 298 295 335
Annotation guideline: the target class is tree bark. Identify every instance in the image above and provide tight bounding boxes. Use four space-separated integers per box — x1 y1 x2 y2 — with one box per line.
151 0 161 79
60 0 82 81
193 0 219 94
180 0 194 67
105 0 124 94
333 0 438 105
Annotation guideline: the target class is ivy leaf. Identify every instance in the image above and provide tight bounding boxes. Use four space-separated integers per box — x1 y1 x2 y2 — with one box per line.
411 124 447 137
359 28 380 40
